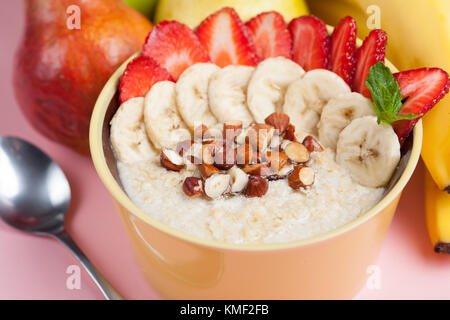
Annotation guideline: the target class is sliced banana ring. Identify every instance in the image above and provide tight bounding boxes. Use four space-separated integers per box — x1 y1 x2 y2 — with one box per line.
247 57 305 123
283 69 351 134
110 97 155 163
176 63 220 130
144 81 191 150
318 92 375 150
208 65 255 125
336 116 400 188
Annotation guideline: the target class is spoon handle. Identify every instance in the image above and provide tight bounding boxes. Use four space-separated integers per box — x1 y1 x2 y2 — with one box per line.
54 230 124 300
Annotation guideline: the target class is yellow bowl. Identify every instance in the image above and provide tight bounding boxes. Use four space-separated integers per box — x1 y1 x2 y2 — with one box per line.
90 30 422 299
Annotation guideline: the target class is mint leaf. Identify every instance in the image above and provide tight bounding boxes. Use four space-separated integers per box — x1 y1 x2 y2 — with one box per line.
365 61 421 124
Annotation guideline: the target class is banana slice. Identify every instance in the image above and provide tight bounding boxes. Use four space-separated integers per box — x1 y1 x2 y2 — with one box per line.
247 57 305 123
176 63 220 130
283 69 351 134
336 116 400 188
110 97 155 163
144 81 191 150
208 65 255 125
318 92 376 150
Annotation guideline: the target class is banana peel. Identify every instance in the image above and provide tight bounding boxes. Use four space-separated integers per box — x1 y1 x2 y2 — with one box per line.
425 170 450 254
306 0 450 192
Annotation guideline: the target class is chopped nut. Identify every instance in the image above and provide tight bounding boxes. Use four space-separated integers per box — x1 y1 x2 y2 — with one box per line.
198 163 221 179
267 163 294 181
288 165 315 189
183 155 199 171
283 123 296 141
244 175 268 198
302 135 324 152
265 112 290 134
280 139 292 151
223 120 243 140
247 123 275 151
160 149 185 171
285 142 310 163
243 163 273 177
204 173 231 199
234 126 251 145
182 177 203 197
278 163 294 176
265 150 288 172
214 145 236 170
235 144 258 166
202 143 216 164
176 139 194 156
269 135 283 150
228 166 249 193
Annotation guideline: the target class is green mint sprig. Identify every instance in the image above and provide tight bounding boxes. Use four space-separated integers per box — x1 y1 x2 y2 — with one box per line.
365 61 421 124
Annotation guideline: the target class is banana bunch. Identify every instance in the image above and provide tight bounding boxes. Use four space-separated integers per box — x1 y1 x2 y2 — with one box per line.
306 0 450 252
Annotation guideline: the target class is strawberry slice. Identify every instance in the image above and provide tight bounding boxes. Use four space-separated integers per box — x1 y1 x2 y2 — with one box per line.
119 56 173 104
330 16 357 85
245 11 292 60
393 68 450 144
195 7 258 67
353 29 387 97
142 21 210 80
288 15 330 71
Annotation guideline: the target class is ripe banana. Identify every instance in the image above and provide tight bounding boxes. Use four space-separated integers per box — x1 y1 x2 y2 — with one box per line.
425 170 450 254
144 81 191 150
306 0 450 192
283 69 351 134
247 57 305 123
176 63 220 130
110 97 155 163
208 65 255 125
336 116 400 188
318 92 375 150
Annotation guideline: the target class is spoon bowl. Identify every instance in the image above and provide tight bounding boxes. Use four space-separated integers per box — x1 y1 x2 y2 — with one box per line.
0 136 70 234
0 136 122 300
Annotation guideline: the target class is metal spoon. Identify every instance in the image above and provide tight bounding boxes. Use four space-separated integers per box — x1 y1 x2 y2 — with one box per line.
0 136 123 300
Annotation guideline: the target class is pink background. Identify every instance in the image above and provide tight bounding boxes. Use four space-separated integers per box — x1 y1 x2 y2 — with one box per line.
1 1 449 300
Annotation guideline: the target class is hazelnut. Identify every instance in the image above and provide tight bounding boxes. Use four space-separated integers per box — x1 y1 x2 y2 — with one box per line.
285 142 310 163
288 165 315 189
202 143 216 164
234 126 250 145
243 163 273 177
235 144 258 166
204 173 231 199
198 163 221 179
214 146 236 170
182 177 203 197
160 149 185 171
269 135 283 150
265 112 290 134
267 163 294 181
244 175 268 198
265 150 288 172
223 120 243 140
228 166 249 193
283 123 296 141
302 135 324 152
247 123 275 151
